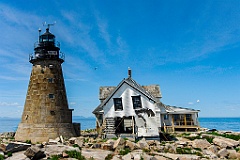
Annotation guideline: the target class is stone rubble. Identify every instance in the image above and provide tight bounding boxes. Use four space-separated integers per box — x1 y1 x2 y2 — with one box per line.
0 130 240 160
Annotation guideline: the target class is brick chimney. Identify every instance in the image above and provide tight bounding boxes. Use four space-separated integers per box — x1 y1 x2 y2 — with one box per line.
128 67 132 78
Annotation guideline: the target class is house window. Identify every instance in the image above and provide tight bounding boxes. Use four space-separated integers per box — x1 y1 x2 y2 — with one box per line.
49 94 54 99
113 98 123 111
132 95 142 109
164 114 169 120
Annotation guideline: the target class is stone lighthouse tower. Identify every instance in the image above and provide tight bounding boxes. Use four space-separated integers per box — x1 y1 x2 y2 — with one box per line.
15 25 79 143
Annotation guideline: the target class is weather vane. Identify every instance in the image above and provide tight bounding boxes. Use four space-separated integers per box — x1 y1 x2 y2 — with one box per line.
43 21 57 29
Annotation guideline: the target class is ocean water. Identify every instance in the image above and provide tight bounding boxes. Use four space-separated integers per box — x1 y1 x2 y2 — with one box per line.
0 117 239 133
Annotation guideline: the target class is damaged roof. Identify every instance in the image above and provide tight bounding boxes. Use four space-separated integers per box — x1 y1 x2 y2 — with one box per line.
157 102 200 114
93 77 161 114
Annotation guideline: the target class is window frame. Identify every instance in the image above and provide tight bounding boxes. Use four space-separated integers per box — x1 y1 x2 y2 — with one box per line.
113 98 123 111
132 95 142 109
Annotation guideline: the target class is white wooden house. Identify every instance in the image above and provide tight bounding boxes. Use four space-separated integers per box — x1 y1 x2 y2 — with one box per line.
93 69 200 138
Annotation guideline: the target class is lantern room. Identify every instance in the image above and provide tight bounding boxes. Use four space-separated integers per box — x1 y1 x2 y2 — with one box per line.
29 26 64 63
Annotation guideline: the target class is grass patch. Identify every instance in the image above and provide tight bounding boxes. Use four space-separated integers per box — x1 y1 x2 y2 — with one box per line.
207 132 240 141
119 148 131 155
205 137 214 143
105 153 114 160
73 144 82 150
49 155 61 160
176 147 202 156
111 137 118 140
65 150 86 160
25 140 31 144
176 147 192 154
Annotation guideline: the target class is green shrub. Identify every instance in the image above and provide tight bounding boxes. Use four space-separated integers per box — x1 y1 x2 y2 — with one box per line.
235 147 240 152
0 154 4 160
111 137 118 140
73 144 81 150
7 152 12 157
105 153 114 160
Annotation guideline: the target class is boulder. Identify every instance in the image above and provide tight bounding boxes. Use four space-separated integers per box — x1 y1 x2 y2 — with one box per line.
68 137 77 144
113 137 126 150
0 144 6 152
202 149 218 159
217 148 228 158
213 137 239 148
125 140 136 150
207 145 218 154
227 149 240 159
24 146 45 159
101 143 113 150
5 142 31 153
75 138 84 148
136 138 149 150
0 132 15 138
91 143 101 149
44 144 80 157
192 139 211 150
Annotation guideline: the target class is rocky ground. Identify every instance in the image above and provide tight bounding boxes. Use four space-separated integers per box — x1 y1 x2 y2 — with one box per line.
0 130 240 160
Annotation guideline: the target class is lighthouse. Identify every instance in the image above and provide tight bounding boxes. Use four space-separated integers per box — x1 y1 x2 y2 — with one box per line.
15 24 79 143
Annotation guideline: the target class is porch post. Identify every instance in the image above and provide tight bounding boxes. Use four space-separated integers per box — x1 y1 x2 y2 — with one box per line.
132 116 135 135
171 115 175 132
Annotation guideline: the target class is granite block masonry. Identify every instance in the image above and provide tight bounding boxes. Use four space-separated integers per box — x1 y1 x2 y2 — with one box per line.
15 25 80 143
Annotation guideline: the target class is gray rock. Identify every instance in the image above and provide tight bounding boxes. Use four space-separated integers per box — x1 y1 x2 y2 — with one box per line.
217 148 228 158
202 149 218 159
0 132 15 138
44 144 80 157
125 140 136 150
113 137 126 150
192 139 211 150
227 149 240 159
136 138 149 150
5 142 31 153
81 148 113 160
207 145 218 154
24 146 45 159
0 143 6 152
213 136 239 148
69 137 77 144
101 143 113 150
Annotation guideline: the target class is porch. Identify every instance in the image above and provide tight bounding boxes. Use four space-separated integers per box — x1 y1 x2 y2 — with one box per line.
162 114 200 132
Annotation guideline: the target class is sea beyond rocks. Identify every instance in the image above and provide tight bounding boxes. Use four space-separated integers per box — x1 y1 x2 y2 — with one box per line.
0 129 240 160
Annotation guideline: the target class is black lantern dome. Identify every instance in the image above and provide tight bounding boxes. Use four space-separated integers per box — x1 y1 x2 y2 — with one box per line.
29 26 64 63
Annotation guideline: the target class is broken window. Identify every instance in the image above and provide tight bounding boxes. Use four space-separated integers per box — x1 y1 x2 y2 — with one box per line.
113 98 123 111
132 95 142 109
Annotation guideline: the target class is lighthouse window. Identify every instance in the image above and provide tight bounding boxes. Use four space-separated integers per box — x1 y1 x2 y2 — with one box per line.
49 94 54 99
48 78 54 83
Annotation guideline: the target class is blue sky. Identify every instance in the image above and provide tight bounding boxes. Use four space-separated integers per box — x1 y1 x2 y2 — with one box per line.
0 0 240 118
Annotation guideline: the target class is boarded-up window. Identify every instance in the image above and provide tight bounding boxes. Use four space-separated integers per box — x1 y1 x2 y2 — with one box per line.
132 95 142 109
113 98 123 111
